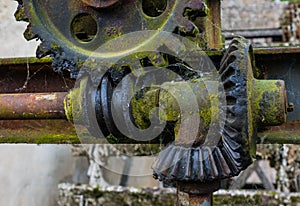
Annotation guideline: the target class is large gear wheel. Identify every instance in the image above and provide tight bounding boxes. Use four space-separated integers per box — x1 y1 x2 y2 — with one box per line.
15 0 207 78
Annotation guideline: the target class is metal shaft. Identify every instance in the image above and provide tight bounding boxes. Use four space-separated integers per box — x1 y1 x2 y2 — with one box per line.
0 92 67 120
177 181 220 206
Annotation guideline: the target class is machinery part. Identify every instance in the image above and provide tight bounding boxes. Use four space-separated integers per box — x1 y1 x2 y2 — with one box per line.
80 0 120 8
258 121 300 144
152 37 287 184
0 92 67 119
65 37 287 182
15 0 208 78
177 181 219 206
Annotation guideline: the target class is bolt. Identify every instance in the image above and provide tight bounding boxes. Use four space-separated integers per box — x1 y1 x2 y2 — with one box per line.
287 102 294 112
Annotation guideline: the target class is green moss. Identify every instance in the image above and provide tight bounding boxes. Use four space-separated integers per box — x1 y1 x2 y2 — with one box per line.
290 195 300 204
14 6 27 21
148 53 169 68
64 78 88 123
0 57 52 66
51 43 61 50
84 187 104 198
199 109 211 127
251 79 285 126
0 120 79 144
213 191 280 206
131 88 160 129
106 134 119 144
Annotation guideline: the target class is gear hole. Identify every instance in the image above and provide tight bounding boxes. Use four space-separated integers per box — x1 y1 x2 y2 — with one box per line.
142 0 167 17
71 13 98 43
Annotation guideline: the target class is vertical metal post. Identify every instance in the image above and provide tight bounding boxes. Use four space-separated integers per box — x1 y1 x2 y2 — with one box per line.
203 0 223 49
177 181 220 206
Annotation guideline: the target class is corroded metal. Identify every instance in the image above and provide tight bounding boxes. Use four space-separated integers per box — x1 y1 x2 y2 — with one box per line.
258 121 300 144
177 181 219 206
152 37 287 184
80 0 120 8
202 0 222 49
65 38 288 185
15 0 207 78
0 93 67 120
0 57 74 93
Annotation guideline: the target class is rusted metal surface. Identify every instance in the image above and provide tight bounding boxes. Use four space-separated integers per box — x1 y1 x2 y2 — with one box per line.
201 0 223 49
0 57 74 93
16 0 207 78
0 92 67 120
177 181 219 206
254 49 300 122
258 121 300 144
254 47 300 55
0 57 77 143
81 0 120 8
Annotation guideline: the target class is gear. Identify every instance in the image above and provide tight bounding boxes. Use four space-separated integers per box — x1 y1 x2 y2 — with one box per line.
15 0 207 78
152 37 253 183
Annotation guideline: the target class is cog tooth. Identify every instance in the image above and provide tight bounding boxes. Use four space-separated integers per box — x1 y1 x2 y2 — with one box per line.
24 23 38 41
36 41 52 58
183 0 208 20
14 1 28 22
179 21 199 36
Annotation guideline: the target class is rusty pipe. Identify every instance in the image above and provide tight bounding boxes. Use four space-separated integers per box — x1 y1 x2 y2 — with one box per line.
0 92 67 120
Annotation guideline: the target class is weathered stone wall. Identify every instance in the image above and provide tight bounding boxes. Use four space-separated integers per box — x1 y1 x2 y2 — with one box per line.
221 0 288 30
58 183 300 206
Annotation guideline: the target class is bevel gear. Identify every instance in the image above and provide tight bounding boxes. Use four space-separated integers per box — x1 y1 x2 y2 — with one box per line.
152 37 255 183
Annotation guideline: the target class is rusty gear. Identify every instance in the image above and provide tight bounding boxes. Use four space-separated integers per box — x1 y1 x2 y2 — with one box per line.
15 0 207 78
152 37 253 183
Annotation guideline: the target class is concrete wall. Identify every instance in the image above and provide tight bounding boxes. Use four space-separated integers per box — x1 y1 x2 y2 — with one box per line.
0 2 89 206
0 1 39 57
0 145 89 206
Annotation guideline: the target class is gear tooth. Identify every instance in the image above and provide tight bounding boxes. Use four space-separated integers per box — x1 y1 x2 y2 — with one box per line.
175 20 199 38
36 41 52 58
24 23 38 40
14 2 28 22
183 0 208 20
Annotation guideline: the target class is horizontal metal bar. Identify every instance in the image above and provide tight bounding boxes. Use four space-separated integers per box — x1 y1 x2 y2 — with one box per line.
254 47 300 55
0 92 67 120
0 57 52 66
258 121 300 144
223 28 283 39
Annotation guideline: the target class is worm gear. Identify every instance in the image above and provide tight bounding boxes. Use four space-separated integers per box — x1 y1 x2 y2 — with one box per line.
15 0 207 78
